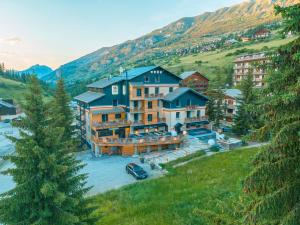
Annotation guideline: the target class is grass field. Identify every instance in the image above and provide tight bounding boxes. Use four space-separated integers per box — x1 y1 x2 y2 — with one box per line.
0 77 27 102
92 147 260 225
165 37 296 83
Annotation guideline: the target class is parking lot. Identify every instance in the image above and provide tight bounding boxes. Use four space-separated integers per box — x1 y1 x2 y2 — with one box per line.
0 122 209 196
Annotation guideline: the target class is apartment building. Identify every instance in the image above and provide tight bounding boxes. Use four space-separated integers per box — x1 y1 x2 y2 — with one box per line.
74 65 209 156
223 89 242 123
233 52 267 87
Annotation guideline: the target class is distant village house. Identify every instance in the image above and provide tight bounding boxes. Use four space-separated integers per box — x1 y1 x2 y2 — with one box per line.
179 71 209 93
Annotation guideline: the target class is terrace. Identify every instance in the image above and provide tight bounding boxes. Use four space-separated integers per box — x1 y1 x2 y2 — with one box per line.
93 132 183 147
92 120 131 129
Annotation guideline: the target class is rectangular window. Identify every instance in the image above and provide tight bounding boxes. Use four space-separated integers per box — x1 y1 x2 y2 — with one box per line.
176 112 180 119
147 114 153 122
144 87 149 95
176 99 180 107
102 114 108 122
112 99 118 106
122 85 126 95
133 100 138 108
197 110 200 117
134 113 139 122
98 129 113 137
144 76 149 82
112 85 118 95
187 111 191 118
115 113 121 119
169 87 173 92
136 88 142 97
148 101 152 109
155 87 159 95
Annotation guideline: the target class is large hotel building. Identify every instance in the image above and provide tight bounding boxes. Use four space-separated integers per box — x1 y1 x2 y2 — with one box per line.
74 65 210 156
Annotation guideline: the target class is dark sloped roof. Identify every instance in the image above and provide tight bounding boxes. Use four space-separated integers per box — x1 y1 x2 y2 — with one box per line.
164 87 208 102
0 99 15 108
87 76 124 89
92 107 125 115
179 71 209 80
74 91 105 103
119 66 157 79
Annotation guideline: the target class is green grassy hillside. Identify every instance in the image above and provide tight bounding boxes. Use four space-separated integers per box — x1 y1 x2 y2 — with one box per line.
0 77 27 102
92 147 260 225
165 37 296 83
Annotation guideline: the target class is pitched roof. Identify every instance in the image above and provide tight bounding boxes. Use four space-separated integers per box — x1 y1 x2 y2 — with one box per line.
223 89 242 99
119 66 158 79
164 87 208 102
74 91 105 103
92 107 125 115
87 76 124 89
179 71 209 80
0 99 15 108
86 66 158 89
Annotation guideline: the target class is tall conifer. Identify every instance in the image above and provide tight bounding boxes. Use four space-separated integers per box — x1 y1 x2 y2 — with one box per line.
0 77 94 224
243 4 300 224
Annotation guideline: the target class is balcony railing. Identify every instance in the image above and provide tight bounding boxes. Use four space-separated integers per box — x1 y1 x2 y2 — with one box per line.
184 116 208 123
130 107 144 113
93 135 183 146
92 120 131 129
186 105 198 110
144 93 164 99
132 117 166 126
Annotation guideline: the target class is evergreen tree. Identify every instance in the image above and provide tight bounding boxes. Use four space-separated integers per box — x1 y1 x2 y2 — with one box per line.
233 73 256 135
0 77 94 224
206 95 216 122
243 4 300 225
50 79 74 140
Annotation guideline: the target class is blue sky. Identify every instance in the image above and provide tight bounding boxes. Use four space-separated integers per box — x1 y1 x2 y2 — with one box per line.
0 0 243 70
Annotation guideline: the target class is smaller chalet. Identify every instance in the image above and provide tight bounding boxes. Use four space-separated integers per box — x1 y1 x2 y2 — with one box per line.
179 71 209 93
0 99 16 116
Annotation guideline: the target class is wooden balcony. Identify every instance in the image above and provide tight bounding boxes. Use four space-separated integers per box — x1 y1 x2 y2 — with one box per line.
186 105 198 110
144 93 164 99
92 135 183 147
184 116 208 123
132 117 166 126
130 107 144 113
92 120 131 129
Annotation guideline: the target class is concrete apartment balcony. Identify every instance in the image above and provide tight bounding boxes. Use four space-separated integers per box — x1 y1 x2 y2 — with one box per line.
92 120 131 129
184 116 208 123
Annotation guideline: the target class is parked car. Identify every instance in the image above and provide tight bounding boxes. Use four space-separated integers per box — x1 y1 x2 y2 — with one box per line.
126 163 148 180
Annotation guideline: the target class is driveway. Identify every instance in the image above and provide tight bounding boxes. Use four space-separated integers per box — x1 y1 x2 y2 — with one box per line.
0 151 165 196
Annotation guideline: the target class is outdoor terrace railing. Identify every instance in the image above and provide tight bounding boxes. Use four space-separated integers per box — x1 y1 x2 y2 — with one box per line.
92 120 131 129
93 135 183 145
144 93 164 99
184 116 208 123
130 107 144 113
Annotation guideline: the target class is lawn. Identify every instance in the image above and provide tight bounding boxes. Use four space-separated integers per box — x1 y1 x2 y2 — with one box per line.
0 77 27 102
92 147 260 225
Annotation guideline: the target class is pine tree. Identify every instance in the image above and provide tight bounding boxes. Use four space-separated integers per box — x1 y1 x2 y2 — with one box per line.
50 78 74 140
0 77 94 224
233 72 256 135
206 95 216 122
243 4 300 225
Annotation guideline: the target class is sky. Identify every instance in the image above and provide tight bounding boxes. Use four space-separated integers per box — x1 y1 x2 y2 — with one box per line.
0 0 244 70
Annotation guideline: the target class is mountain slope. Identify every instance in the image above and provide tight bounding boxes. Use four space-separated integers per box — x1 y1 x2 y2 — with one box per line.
20 64 53 79
49 0 298 84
